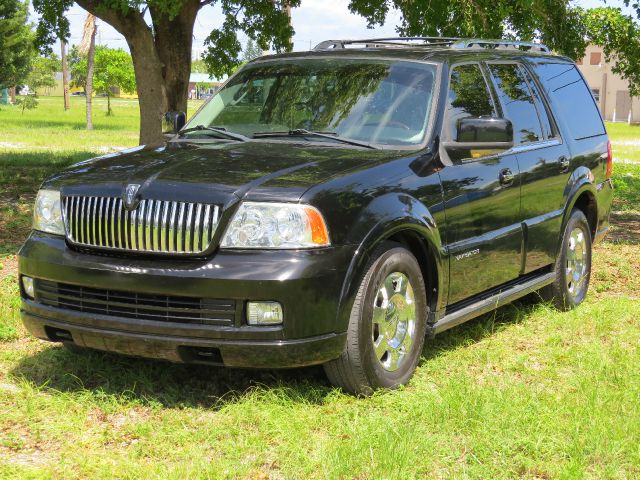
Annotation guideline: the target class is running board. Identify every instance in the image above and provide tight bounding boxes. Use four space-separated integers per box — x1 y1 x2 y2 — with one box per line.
428 272 555 336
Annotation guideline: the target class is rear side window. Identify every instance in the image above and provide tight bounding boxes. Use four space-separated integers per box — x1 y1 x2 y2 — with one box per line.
488 64 543 144
443 64 496 141
521 68 554 139
532 63 605 140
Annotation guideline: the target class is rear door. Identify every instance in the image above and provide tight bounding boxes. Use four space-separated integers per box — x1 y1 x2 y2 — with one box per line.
485 62 572 273
438 63 523 304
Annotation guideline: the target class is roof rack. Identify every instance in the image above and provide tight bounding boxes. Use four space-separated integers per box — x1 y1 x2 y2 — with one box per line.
451 39 550 53
313 37 461 50
313 37 550 53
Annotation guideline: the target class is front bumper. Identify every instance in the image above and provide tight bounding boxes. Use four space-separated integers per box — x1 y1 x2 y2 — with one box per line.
19 232 356 368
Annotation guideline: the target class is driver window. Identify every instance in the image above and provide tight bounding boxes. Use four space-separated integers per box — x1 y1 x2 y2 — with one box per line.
441 64 500 163
443 64 497 142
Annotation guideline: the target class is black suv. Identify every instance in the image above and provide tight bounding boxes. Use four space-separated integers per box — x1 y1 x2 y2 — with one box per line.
19 38 614 395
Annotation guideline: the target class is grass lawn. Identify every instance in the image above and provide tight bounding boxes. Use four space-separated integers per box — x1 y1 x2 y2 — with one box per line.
1 98 639 478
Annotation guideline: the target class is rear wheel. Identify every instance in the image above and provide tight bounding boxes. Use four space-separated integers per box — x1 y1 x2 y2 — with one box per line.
324 244 428 395
542 209 592 310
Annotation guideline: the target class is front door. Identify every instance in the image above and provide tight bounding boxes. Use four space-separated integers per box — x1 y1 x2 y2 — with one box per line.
438 63 523 304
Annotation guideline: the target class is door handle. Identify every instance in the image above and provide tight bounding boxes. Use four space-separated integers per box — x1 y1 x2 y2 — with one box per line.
499 168 514 186
559 156 570 173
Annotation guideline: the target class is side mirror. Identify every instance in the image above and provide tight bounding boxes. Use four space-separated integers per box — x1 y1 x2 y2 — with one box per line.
442 117 514 162
163 111 186 134
456 117 513 145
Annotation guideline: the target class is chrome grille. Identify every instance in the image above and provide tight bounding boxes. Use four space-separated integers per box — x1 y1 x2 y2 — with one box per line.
62 196 220 254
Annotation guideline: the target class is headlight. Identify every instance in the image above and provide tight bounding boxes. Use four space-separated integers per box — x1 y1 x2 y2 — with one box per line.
33 189 65 235
221 202 330 249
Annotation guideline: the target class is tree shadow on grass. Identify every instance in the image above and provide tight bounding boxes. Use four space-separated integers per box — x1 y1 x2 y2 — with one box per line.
9 300 542 408
3 119 135 131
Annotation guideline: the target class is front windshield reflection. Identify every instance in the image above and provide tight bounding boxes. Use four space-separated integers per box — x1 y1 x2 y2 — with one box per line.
185 59 437 147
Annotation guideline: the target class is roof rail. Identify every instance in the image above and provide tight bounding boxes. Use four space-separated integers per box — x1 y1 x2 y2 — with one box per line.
452 39 550 53
313 37 461 50
313 37 550 53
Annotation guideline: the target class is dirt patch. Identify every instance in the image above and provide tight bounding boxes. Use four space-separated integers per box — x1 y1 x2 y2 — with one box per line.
0 255 18 279
607 211 640 244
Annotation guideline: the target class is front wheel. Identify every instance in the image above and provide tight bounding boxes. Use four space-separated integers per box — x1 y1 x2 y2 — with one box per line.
323 244 428 395
541 209 592 310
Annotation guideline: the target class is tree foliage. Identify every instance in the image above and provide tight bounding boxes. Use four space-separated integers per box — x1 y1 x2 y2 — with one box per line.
347 0 640 96
32 0 299 144
70 46 135 115
0 0 33 89
14 55 58 112
348 0 588 58
583 7 640 97
243 38 264 63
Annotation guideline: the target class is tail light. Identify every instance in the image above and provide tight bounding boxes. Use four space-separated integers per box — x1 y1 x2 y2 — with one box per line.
606 140 613 178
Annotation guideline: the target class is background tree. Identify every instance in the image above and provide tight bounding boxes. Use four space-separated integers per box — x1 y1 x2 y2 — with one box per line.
14 55 59 113
347 1 640 96
243 39 264 63
583 7 640 97
93 46 136 116
71 46 135 115
69 46 88 91
0 0 33 95
32 0 300 145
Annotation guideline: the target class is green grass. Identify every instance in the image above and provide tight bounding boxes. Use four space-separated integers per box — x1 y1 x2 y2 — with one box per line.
608 122 640 163
0 101 639 478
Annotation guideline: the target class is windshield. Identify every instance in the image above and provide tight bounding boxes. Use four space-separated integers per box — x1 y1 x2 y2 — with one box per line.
184 58 437 148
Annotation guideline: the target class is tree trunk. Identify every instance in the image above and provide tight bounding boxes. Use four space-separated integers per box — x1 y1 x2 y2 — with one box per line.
9 87 16 104
85 24 96 129
150 1 199 118
80 14 98 129
76 0 200 145
126 27 168 145
61 40 70 111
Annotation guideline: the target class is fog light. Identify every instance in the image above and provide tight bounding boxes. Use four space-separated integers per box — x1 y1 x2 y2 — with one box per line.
22 276 35 299
247 302 283 325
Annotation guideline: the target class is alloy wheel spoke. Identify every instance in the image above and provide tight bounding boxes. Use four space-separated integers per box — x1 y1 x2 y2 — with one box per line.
374 336 389 360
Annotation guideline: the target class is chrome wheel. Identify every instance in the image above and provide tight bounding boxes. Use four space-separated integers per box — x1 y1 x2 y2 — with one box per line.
566 227 588 300
372 272 417 372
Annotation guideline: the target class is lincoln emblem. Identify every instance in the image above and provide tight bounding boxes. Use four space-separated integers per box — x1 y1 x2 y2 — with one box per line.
123 184 141 210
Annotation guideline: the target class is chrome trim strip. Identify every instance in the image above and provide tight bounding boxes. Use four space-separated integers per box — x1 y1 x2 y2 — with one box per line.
193 203 203 252
185 203 194 252
177 202 186 252
169 201 177 253
509 139 561 154
97 197 104 246
161 200 169 252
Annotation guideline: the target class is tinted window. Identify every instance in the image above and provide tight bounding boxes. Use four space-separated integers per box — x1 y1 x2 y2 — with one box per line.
443 64 496 141
186 59 437 147
521 68 554 139
532 63 605 140
488 64 543 144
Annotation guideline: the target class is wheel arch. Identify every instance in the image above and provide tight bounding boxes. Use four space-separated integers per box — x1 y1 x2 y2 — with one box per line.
335 193 446 333
562 167 599 241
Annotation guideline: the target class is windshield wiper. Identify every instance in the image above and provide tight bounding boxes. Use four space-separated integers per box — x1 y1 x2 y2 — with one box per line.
178 125 248 142
252 129 378 149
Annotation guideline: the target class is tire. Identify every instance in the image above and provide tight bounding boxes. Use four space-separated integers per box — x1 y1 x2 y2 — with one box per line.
541 209 592 310
323 244 428 396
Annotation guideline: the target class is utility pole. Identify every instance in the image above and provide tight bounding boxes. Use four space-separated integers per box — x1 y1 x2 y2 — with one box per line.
61 39 70 111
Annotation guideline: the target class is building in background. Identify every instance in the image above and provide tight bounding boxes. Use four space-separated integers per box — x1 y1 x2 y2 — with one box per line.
577 44 639 123
188 73 222 100
37 72 83 96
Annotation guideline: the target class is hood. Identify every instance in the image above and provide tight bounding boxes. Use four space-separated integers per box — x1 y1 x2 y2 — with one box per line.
44 141 400 205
